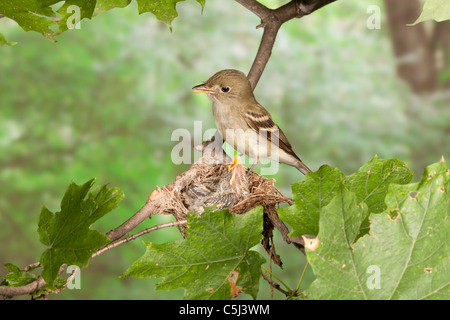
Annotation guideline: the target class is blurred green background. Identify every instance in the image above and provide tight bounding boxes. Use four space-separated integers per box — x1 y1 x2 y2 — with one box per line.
0 0 448 299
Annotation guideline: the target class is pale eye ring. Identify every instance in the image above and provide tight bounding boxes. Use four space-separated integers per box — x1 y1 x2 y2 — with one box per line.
221 86 230 93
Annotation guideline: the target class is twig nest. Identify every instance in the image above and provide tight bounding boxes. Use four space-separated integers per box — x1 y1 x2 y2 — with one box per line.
149 162 290 219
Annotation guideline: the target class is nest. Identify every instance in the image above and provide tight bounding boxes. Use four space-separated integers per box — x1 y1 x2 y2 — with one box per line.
141 140 301 267
148 162 291 220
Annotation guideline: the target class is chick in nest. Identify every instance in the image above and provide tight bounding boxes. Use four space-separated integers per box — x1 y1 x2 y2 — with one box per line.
182 156 249 214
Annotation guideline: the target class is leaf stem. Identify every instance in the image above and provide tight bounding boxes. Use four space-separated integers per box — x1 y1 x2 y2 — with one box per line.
261 265 292 293
295 260 309 293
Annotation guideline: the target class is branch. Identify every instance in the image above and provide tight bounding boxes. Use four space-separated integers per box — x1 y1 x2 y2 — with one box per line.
0 277 46 297
1 1 338 298
0 219 187 297
105 189 161 241
93 220 187 258
236 0 338 89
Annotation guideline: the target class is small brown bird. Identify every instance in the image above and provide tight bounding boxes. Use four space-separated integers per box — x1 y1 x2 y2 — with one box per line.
192 69 311 175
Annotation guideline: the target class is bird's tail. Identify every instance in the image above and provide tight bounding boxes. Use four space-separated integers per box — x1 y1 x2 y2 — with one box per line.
295 160 312 175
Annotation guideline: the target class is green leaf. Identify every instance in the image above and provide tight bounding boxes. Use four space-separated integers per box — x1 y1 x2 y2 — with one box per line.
410 0 450 25
136 0 205 27
0 33 18 46
38 179 124 287
1 263 37 287
278 165 343 237
344 156 414 237
305 159 449 299
0 0 205 41
54 0 97 35
344 156 414 213
279 157 413 237
93 0 132 17
121 207 265 300
0 0 60 40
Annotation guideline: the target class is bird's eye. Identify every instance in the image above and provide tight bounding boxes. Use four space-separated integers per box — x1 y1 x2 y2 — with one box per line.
221 86 230 93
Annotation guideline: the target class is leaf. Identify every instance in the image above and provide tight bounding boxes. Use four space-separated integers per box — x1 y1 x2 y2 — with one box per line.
279 157 413 237
121 207 265 300
0 0 97 39
278 165 343 237
0 0 60 41
344 156 414 237
0 33 18 46
54 0 97 35
38 179 124 287
305 159 449 299
1 263 37 287
0 0 205 41
93 0 132 17
410 0 450 25
344 156 414 213
136 0 205 27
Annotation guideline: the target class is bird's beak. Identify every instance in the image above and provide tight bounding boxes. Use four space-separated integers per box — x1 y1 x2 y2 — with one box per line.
192 83 215 94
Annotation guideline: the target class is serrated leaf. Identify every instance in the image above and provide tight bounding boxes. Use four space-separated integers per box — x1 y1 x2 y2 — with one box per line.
136 0 205 27
0 0 97 40
121 207 265 300
279 157 413 238
55 0 97 35
0 0 60 40
278 165 343 237
345 156 414 213
344 156 414 237
1 263 37 287
38 179 124 287
93 0 132 17
305 159 449 299
410 0 450 25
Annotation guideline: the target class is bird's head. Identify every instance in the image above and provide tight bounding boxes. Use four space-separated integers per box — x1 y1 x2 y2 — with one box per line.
192 69 254 105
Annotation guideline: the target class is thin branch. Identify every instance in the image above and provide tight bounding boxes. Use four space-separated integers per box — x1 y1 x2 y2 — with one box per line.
1 0 338 299
0 276 46 297
236 0 337 89
0 219 187 297
92 220 187 258
105 190 160 241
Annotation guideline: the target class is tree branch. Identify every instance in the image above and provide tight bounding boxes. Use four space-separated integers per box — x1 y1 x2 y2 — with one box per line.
105 189 161 241
0 219 187 297
236 0 337 89
1 0 339 299
93 220 187 258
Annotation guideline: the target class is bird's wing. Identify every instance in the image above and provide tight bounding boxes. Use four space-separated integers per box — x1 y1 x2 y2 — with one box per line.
239 103 301 161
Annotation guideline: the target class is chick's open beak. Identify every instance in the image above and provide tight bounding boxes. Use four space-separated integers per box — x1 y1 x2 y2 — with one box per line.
192 84 215 94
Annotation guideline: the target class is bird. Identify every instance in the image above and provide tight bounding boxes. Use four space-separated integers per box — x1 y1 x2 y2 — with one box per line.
182 161 249 214
192 69 312 175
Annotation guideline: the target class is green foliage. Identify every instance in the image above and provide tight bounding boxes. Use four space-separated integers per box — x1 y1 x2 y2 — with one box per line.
1 158 448 300
279 156 414 237
305 159 449 299
1 263 38 287
121 207 266 300
411 0 450 25
0 0 205 44
0 32 17 46
37 179 124 287
1 0 448 300
136 0 205 27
